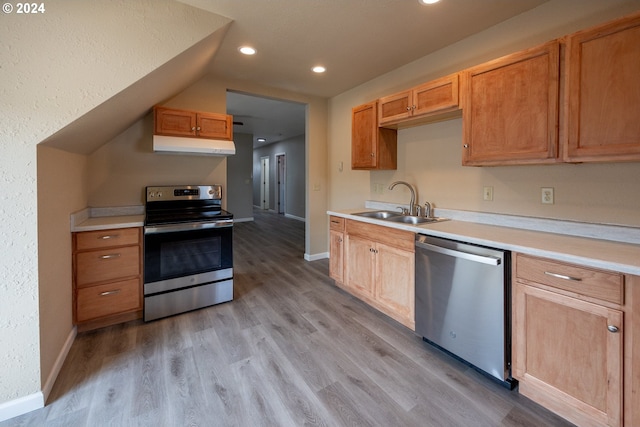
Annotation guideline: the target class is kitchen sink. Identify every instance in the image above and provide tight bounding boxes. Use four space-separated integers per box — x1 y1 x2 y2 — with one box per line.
385 215 447 225
353 210 403 219
353 211 448 225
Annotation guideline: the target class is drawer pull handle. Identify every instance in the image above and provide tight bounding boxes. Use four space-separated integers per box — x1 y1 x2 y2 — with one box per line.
100 290 121 296
99 235 119 240
607 325 619 333
100 253 121 260
544 271 582 282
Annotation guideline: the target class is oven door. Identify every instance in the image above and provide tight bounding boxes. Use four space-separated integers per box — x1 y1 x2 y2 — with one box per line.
144 221 233 286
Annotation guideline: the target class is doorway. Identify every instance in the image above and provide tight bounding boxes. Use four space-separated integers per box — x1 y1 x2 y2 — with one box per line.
260 156 269 210
276 153 286 214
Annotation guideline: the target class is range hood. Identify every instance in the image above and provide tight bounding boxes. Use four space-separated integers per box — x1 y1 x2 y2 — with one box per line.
153 135 236 156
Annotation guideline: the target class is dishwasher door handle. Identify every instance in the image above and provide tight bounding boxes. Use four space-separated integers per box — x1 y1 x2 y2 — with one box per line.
416 240 501 265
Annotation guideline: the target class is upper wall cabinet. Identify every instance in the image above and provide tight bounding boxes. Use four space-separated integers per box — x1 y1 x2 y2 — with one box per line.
564 12 640 163
154 107 233 140
378 73 460 127
352 101 397 170
461 41 560 166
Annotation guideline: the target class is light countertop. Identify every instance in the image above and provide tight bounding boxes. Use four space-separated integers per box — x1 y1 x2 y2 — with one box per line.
328 207 640 276
70 206 144 232
72 215 145 232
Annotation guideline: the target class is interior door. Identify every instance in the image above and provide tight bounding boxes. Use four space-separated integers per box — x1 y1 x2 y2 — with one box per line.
276 153 286 214
260 156 269 210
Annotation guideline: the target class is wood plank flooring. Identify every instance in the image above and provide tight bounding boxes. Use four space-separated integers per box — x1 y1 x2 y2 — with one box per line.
2 209 575 426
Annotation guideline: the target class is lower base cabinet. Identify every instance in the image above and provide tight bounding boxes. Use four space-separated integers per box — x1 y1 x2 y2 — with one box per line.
334 218 415 330
73 227 143 331
513 253 640 427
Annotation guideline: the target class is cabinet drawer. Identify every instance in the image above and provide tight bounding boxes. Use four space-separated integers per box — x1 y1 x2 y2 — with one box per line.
346 219 414 252
76 245 140 286
329 216 345 231
75 228 140 251
515 254 623 305
76 278 141 322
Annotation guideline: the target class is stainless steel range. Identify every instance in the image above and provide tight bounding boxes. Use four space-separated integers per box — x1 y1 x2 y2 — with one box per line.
143 185 233 321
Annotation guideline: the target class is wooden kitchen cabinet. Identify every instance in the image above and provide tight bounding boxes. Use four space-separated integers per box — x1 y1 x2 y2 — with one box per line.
340 219 415 329
329 216 345 284
564 12 640 163
461 41 560 166
154 106 233 140
73 227 143 331
513 253 625 427
351 101 397 170
378 73 460 127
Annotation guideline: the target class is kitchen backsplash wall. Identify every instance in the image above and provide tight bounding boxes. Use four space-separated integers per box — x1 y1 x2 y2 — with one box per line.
86 112 228 208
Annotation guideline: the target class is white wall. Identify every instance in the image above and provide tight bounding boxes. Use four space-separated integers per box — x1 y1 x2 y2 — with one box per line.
227 133 255 220
328 0 640 228
253 135 306 219
0 0 230 416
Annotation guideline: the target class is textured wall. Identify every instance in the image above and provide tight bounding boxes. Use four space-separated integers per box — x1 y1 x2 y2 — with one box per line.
1 0 231 410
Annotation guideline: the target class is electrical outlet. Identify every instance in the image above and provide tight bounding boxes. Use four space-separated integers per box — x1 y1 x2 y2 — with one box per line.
483 186 493 201
541 187 554 204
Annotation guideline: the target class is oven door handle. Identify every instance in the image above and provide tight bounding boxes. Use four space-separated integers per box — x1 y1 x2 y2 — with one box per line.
144 220 233 234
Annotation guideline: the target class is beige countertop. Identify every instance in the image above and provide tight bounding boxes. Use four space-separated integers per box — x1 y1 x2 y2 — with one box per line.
72 215 145 232
70 206 144 232
328 208 640 276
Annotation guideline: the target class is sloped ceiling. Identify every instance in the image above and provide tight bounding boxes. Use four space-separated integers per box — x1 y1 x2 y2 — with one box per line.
41 26 230 155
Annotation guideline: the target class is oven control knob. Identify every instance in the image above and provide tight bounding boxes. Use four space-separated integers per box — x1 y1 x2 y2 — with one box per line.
157 192 163 198
148 191 155 198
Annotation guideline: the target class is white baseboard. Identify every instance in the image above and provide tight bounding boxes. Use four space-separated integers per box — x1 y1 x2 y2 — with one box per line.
0 392 44 423
284 213 305 222
42 326 77 403
0 326 77 422
305 251 329 261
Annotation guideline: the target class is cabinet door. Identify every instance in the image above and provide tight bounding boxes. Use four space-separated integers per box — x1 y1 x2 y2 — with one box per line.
198 112 233 140
378 91 412 126
155 107 197 137
344 235 375 297
565 12 640 162
513 283 623 427
462 41 560 165
329 230 344 284
375 243 415 329
351 102 397 170
412 73 459 118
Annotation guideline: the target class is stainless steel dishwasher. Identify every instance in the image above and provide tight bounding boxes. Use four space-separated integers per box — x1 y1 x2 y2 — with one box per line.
415 234 515 388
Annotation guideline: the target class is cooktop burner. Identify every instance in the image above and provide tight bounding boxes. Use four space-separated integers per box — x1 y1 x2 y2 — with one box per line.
144 185 233 226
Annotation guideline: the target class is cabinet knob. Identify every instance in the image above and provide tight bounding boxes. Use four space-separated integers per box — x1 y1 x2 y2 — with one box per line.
463 144 469 148
406 106 411 111
370 152 375 157
196 127 201 131
607 325 619 333
191 127 196 131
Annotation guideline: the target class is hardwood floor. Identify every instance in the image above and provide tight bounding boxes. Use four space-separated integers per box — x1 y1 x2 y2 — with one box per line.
3 209 574 426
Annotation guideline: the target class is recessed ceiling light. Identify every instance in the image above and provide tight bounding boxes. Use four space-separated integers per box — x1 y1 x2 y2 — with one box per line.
257 138 266 143
418 0 440 4
238 46 256 55
312 65 326 73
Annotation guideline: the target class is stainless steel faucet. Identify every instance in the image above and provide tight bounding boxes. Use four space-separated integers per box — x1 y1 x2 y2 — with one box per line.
389 181 416 216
